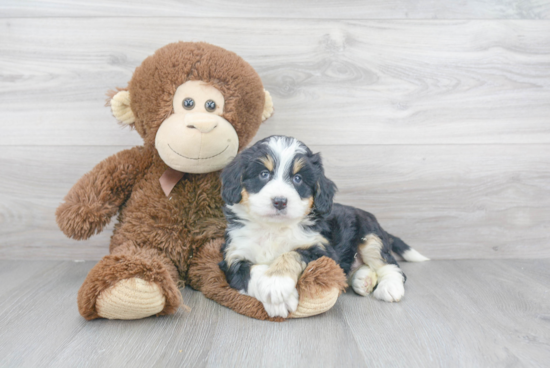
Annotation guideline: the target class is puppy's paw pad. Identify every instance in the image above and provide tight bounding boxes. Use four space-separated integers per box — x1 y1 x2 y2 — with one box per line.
373 279 404 303
351 267 378 296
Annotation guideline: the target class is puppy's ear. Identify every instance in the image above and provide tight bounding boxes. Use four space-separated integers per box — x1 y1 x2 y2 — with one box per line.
311 153 337 215
221 156 244 205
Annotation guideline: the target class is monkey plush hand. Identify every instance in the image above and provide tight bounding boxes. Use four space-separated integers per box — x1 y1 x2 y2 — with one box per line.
56 42 346 321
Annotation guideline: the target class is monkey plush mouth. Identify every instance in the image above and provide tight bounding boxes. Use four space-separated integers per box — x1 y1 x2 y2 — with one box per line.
168 144 229 161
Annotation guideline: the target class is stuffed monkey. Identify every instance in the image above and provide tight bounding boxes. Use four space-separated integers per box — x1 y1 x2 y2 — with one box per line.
56 42 347 321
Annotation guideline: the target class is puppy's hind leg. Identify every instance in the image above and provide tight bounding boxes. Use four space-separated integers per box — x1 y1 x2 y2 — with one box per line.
358 234 405 303
349 265 378 296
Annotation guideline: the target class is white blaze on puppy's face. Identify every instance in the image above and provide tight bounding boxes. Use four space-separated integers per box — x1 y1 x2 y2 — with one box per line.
247 180 309 222
246 137 311 223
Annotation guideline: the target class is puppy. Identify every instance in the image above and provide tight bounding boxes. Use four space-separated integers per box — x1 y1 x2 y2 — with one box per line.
219 136 429 317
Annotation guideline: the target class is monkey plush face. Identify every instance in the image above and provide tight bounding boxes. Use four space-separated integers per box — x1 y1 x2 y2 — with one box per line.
108 42 274 174
155 81 239 173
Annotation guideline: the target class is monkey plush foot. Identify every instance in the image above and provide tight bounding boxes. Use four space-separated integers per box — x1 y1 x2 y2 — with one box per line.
289 256 346 318
188 239 347 321
78 246 183 320
96 278 165 320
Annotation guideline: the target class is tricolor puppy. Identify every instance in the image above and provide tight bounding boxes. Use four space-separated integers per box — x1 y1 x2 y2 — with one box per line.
219 136 429 318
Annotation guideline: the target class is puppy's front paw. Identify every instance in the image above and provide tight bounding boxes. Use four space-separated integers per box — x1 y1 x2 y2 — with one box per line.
258 275 296 305
248 266 299 317
285 287 299 312
261 286 299 318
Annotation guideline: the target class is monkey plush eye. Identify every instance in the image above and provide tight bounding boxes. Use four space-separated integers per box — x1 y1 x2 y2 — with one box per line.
183 98 195 110
259 170 271 180
293 174 302 185
205 100 217 112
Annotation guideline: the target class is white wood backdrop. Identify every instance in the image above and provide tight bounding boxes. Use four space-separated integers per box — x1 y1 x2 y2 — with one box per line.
0 1 549 260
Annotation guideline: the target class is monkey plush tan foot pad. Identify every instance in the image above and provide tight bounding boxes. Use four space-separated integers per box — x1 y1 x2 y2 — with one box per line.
96 278 166 320
290 286 340 318
77 249 183 321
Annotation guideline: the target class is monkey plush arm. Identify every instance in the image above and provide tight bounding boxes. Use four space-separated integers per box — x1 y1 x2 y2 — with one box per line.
56 146 153 240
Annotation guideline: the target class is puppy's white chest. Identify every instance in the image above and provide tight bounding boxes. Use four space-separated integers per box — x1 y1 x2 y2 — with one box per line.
253 231 294 263
225 223 318 266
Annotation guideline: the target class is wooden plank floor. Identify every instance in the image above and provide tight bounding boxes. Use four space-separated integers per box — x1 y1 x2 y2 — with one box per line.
1 259 548 367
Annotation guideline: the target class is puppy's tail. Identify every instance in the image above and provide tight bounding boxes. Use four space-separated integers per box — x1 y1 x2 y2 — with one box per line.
387 233 429 262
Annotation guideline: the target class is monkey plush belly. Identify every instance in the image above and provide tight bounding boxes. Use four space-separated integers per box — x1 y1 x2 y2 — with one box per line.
111 168 225 278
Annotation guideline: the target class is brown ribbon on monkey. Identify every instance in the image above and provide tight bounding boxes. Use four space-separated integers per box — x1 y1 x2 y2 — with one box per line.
159 168 185 197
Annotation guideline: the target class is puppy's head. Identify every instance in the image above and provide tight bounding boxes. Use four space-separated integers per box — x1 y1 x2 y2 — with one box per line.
221 135 337 224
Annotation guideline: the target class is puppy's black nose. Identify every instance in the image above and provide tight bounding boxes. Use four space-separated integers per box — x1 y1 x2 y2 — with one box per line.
272 197 287 211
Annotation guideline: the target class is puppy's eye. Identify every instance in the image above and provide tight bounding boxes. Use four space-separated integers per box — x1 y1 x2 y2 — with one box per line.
205 100 216 112
183 98 195 110
293 174 302 185
259 170 271 180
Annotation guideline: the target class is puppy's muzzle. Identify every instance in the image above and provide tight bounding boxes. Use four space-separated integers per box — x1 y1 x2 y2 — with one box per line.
272 197 287 211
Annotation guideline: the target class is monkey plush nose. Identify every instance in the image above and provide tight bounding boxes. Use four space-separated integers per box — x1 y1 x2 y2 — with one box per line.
272 197 288 211
185 114 218 133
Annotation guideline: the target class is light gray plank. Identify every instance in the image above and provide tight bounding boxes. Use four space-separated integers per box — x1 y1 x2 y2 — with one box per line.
206 302 364 368
343 259 550 367
1 0 549 19
0 260 63 298
1 18 550 146
1 144 549 260
501 258 550 283
342 261 477 367
0 260 549 367
0 261 93 367
47 287 217 368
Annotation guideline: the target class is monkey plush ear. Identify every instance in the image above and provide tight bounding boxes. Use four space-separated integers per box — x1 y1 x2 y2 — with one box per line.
110 90 135 126
262 89 274 122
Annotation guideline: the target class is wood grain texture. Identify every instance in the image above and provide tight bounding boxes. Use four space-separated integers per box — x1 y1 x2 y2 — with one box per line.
0 260 549 367
0 146 121 260
344 259 550 367
322 144 550 260
1 144 548 260
1 0 550 19
1 18 550 146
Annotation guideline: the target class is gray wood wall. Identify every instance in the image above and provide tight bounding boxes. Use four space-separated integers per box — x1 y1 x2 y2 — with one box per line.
1 1 549 260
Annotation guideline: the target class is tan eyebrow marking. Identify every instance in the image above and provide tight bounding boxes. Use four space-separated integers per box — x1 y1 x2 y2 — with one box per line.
259 154 275 171
240 188 249 205
293 157 306 175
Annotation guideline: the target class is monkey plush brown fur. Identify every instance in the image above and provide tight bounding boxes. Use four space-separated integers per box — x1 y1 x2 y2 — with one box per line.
56 42 346 321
